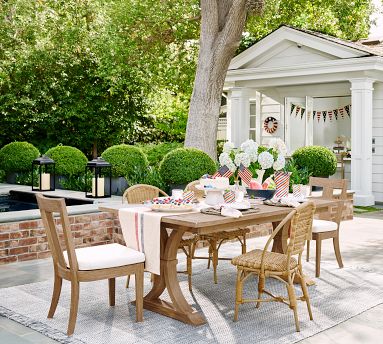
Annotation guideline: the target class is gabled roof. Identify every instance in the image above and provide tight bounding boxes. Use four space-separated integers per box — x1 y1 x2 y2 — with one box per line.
229 25 382 70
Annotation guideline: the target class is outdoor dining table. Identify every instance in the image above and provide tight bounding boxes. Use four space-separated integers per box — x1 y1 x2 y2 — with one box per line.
99 198 337 326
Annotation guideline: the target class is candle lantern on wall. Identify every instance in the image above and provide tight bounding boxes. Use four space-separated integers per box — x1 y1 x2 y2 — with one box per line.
85 157 112 198
32 155 55 191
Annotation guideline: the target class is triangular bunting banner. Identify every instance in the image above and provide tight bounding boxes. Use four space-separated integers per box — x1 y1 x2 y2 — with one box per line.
290 103 351 122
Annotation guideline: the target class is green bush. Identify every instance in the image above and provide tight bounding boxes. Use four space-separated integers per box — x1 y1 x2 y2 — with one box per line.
101 144 148 178
292 146 337 177
45 145 87 176
0 142 39 173
140 142 183 167
159 148 217 185
126 166 166 191
0 170 6 183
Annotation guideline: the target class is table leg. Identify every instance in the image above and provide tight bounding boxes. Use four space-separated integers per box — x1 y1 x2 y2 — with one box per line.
271 221 289 253
143 226 206 326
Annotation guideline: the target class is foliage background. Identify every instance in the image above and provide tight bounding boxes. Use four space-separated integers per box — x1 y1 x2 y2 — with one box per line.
0 0 374 156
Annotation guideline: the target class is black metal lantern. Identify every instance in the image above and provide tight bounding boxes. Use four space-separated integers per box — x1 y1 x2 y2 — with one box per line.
32 155 55 191
85 157 112 198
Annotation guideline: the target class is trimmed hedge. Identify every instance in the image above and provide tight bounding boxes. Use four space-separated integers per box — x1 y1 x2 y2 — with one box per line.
101 144 148 178
159 148 216 185
45 145 87 176
0 141 39 173
140 142 183 167
292 146 337 177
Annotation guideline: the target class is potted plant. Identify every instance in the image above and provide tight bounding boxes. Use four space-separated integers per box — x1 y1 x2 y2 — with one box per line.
45 145 88 189
0 142 40 184
285 158 311 197
101 144 149 195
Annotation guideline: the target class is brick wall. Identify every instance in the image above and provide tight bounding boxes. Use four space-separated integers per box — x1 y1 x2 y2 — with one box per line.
0 213 273 265
0 212 115 265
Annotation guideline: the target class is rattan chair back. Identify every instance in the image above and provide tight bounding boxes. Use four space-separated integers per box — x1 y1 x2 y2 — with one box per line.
122 184 168 204
288 202 316 256
185 180 205 199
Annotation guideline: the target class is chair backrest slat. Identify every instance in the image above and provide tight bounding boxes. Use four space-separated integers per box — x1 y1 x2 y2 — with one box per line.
36 194 78 271
309 177 347 224
122 184 168 204
309 177 347 200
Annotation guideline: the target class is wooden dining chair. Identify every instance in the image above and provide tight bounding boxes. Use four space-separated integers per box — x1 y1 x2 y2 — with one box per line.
123 184 198 291
232 201 316 332
186 180 250 284
307 177 347 277
36 194 145 336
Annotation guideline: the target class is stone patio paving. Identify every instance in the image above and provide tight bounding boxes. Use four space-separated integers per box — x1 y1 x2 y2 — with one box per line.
1 212 383 343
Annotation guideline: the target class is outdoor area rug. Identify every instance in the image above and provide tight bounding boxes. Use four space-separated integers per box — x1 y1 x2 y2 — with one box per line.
1 239 383 344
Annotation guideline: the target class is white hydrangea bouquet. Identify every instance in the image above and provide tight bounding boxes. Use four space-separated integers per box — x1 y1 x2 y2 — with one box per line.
218 138 287 185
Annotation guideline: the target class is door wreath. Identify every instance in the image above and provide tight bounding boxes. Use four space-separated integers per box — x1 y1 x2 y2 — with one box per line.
263 117 278 134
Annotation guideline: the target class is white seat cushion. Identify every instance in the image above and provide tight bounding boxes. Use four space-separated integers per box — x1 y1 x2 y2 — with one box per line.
63 243 145 271
312 219 338 233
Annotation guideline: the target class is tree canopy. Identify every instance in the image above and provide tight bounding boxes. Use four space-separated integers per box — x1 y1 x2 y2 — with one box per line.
0 0 374 157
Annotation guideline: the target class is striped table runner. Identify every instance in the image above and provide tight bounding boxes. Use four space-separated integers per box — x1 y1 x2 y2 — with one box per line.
119 207 198 275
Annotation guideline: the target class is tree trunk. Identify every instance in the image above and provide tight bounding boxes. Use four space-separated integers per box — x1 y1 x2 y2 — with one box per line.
92 141 98 159
185 0 248 160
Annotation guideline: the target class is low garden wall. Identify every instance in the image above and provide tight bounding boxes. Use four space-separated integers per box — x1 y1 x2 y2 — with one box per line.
0 212 272 265
0 197 354 265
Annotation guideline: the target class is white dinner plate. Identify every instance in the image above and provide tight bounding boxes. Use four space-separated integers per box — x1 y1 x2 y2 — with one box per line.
227 201 251 210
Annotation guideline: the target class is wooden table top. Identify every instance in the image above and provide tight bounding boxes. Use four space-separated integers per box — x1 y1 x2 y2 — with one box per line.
99 198 335 234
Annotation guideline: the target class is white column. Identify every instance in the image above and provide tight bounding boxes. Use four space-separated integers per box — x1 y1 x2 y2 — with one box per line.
226 87 252 147
350 78 375 205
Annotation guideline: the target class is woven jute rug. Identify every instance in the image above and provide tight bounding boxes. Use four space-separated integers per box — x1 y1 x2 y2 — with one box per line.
1 240 383 344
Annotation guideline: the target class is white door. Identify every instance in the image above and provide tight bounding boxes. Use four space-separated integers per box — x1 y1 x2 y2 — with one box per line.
285 97 314 153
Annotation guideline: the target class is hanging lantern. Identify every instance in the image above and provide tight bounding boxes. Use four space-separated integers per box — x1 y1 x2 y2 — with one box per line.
85 157 112 198
32 155 55 191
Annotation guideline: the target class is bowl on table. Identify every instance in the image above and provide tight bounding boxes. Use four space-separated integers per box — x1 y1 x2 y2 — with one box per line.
246 188 276 200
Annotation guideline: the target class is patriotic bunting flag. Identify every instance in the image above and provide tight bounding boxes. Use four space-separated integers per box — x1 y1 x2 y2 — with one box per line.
316 111 321 122
295 106 301 117
301 108 306 119
238 163 252 185
290 104 351 123
345 105 351 117
213 165 233 179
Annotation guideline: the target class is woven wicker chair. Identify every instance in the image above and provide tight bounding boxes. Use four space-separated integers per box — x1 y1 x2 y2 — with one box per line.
232 201 316 332
185 180 205 200
123 184 198 291
307 177 347 277
186 180 250 284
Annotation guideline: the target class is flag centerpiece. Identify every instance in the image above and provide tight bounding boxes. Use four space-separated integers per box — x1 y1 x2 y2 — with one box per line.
215 139 287 187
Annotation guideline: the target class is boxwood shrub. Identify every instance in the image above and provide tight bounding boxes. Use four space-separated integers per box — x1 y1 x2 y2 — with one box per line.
159 148 217 185
101 144 149 178
0 141 39 173
45 145 87 176
292 146 337 177
140 142 183 167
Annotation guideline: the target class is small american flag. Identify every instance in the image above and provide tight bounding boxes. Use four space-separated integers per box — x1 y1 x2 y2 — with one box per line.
238 164 252 185
213 165 233 179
